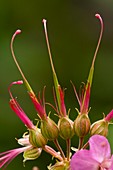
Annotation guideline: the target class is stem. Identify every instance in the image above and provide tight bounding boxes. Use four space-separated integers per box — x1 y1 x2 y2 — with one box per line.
43 145 63 161
66 139 71 161
54 139 65 160
78 137 84 150
82 141 89 149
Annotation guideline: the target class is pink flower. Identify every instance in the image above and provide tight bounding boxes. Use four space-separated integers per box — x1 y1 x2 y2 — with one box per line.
0 145 32 169
71 135 113 170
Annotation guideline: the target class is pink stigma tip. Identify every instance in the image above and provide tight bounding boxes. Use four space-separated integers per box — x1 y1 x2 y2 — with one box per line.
15 80 23 84
42 19 47 23
95 14 101 20
12 80 23 85
15 29 21 35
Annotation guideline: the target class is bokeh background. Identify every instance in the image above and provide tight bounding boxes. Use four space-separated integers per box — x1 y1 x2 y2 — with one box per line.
0 0 113 169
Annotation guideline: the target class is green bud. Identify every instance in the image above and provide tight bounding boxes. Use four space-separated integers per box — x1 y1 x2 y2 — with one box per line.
29 128 47 148
90 119 108 137
48 160 70 170
23 147 42 163
58 116 74 139
41 117 59 141
74 113 91 137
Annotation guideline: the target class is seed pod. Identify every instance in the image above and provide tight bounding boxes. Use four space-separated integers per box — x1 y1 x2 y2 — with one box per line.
41 117 59 141
58 116 74 139
90 119 108 137
29 128 47 148
74 113 91 137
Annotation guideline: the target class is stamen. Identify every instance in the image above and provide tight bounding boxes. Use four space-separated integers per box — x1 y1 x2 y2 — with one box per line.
70 81 81 106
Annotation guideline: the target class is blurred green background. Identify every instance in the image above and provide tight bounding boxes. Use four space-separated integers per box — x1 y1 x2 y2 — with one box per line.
0 0 113 169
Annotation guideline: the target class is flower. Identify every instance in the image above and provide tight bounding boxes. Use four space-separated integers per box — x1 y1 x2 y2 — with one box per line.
0 145 32 169
0 134 42 169
71 135 113 170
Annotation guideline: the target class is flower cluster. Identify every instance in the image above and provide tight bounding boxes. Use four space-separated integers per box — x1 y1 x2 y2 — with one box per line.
0 14 113 170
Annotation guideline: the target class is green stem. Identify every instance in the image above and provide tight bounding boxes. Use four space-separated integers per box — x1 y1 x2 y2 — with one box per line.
43 145 63 161
78 137 84 150
66 138 71 161
54 139 65 160
82 141 89 149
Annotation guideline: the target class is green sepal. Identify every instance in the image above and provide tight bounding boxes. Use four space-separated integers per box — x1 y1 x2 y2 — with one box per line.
23 147 42 163
29 128 47 148
48 160 70 170
74 114 91 137
90 119 108 137
53 72 61 113
87 66 94 87
24 79 34 94
58 116 74 139
41 117 59 141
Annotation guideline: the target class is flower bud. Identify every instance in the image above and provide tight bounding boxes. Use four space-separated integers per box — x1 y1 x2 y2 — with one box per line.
90 119 108 137
29 128 47 148
74 114 91 137
48 160 70 170
23 147 42 163
58 116 74 139
41 117 59 141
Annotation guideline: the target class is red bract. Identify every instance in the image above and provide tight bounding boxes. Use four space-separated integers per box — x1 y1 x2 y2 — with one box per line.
105 110 113 122
58 86 67 117
29 92 47 120
10 98 35 129
9 81 35 130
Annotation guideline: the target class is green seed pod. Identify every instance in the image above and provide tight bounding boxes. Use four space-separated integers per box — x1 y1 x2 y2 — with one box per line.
41 117 59 141
58 116 74 139
74 113 91 137
29 128 47 148
48 160 70 170
90 119 108 137
23 147 42 163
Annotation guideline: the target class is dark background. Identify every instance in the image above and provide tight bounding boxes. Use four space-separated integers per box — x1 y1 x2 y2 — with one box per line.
0 1 113 169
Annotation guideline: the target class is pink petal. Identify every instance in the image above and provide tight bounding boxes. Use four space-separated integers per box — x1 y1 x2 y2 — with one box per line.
109 155 113 170
0 145 32 169
89 135 111 163
71 150 99 170
10 99 35 130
